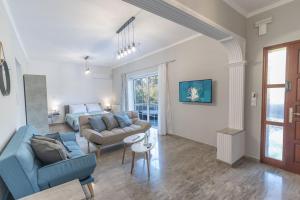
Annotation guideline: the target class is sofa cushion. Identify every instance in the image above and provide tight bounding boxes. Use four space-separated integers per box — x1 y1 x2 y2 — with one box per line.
31 136 69 165
102 113 119 131
44 132 63 142
96 129 126 145
122 124 142 132
114 113 132 128
63 140 84 158
89 115 106 132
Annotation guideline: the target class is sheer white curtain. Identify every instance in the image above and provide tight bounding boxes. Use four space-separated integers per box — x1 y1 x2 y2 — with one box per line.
120 73 128 112
158 63 171 136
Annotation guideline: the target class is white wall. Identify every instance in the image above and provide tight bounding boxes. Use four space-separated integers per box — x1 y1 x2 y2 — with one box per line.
0 2 28 149
25 60 112 122
112 36 229 147
0 1 28 198
245 0 300 159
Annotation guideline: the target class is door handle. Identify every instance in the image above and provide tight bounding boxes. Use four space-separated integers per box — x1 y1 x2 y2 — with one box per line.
289 107 300 123
289 107 293 123
285 80 292 92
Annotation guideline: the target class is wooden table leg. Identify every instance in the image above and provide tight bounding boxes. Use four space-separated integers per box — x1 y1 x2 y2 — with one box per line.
87 141 90 153
96 148 101 159
87 183 94 197
122 144 126 164
131 151 135 174
146 151 150 179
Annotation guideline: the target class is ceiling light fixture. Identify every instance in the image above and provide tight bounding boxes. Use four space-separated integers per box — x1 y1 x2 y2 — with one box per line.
116 16 137 60
84 56 91 75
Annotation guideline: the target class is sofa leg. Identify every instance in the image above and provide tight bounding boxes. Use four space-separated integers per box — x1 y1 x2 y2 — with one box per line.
96 148 101 159
87 183 94 197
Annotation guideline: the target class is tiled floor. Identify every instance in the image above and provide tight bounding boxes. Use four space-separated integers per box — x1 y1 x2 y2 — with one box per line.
51 124 300 200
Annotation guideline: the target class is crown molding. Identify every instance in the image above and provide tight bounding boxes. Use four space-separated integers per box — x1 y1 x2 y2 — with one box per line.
2 0 29 60
223 0 294 18
112 33 201 68
247 0 294 18
223 0 248 17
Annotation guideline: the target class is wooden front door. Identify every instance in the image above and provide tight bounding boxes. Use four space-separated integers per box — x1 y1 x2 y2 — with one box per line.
261 40 300 173
285 42 300 173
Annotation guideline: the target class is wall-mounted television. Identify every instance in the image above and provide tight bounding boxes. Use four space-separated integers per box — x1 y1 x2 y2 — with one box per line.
179 79 212 103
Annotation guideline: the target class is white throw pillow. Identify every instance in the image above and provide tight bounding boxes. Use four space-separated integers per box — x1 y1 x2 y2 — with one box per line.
69 104 87 114
86 103 102 113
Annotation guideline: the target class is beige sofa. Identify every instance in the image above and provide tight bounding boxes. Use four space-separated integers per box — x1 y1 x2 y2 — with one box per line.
79 111 151 156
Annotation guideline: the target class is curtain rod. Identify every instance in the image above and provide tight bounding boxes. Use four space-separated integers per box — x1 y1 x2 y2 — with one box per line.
123 59 176 75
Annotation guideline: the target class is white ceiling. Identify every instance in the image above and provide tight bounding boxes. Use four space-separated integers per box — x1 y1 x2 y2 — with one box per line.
7 0 197 67
223 0 294 18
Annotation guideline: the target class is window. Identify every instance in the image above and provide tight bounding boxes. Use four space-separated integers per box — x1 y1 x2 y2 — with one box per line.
133 74 158 128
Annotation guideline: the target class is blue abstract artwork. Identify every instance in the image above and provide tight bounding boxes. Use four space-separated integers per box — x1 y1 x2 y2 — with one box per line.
179 79 212 103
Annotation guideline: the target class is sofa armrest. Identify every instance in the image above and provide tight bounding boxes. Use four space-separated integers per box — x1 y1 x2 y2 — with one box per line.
38 154 96 190
134 120 151 132
82 128 102 145
59 132 76 142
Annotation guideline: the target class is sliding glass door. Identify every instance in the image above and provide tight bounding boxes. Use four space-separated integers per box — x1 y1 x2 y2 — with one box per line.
133 74 158 128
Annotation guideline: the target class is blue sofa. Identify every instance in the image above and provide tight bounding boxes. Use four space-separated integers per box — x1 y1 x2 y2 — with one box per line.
0 125 97 199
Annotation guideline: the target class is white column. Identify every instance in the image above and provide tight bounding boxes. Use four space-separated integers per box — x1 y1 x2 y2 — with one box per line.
220 37 246 131
228 62 246 130
217 38 246 165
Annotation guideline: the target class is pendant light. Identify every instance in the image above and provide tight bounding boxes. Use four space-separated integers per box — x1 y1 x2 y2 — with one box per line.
127 25 132 54
117 34 121 60
115 16 137 60
131 21 136 52
84 56 91 75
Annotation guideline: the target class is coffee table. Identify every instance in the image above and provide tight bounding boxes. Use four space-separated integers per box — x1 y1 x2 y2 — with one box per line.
20 180 85 200
130 135 155 179
122 133 145 164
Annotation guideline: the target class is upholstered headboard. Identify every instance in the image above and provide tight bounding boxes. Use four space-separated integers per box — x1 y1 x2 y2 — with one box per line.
64 105 70 115
64 103 102 115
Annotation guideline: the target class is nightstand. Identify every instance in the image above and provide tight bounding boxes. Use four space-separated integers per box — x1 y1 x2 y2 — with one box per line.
48 111 60 124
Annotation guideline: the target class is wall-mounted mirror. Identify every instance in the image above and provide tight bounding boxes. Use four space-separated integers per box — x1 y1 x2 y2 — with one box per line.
0 42 11 96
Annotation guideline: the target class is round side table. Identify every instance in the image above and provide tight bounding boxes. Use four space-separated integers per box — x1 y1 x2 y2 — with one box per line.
131 141 155 179
122 133 145 164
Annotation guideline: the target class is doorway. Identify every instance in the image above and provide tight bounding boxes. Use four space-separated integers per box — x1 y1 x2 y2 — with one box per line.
132 74 158 128
15 59 26 128
261 40 300 173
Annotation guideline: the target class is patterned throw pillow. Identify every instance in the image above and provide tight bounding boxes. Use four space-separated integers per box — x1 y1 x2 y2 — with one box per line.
89 115 107 132
102 113 119 131
114 113 132 128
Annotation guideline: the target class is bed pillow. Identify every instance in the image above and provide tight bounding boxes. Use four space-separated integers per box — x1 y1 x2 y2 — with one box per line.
69 104 87 114
89 115 107 132
86 103 102 113
102 113 119 131
114 113 132 128
31 136 69 165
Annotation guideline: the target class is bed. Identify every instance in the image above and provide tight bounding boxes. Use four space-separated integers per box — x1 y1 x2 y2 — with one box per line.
64 104 108 131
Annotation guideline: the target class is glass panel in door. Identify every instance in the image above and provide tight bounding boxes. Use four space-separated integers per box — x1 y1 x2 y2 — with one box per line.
148 75 158 128
267 48 287 84
263 47 287 162
133 74 158 128
265 125 284 161
266 88 285 123
133 77 149 122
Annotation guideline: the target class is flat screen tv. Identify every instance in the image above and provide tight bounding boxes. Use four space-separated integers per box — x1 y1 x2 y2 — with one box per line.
179 79 212 103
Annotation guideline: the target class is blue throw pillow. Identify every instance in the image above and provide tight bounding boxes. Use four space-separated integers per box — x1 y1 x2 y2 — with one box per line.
114 113 132 128
89 116 107 132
